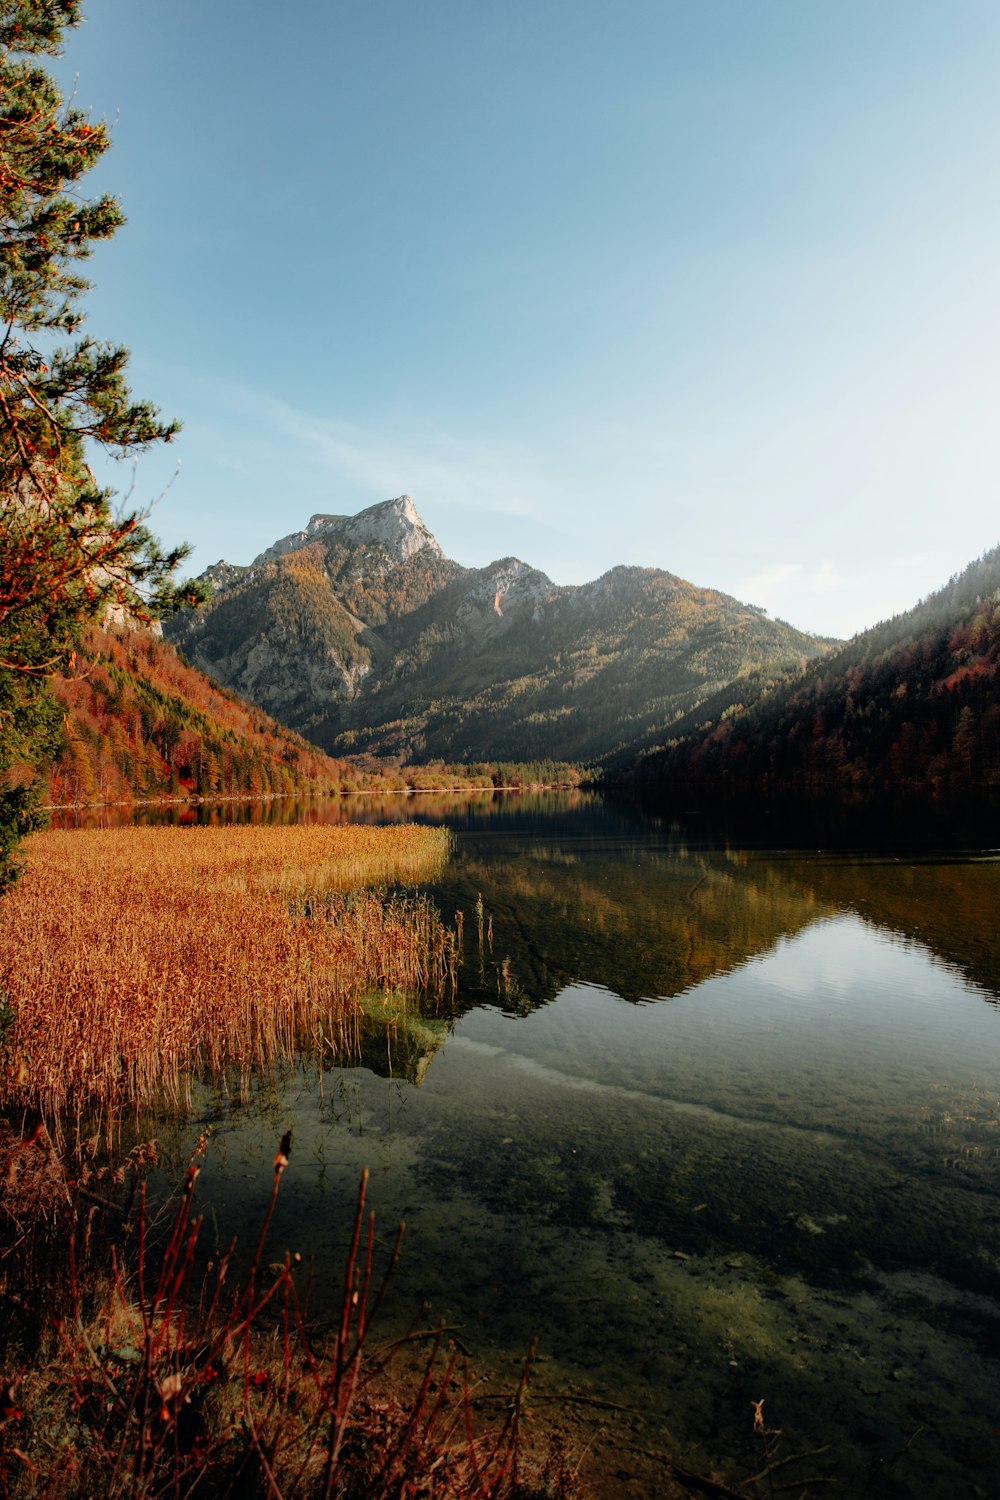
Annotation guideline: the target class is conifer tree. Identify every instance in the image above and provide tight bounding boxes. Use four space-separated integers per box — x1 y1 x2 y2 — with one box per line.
0 0 201 887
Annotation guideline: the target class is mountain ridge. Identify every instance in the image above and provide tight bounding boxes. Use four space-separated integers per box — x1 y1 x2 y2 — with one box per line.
164 496 837 765
628 543 1000 800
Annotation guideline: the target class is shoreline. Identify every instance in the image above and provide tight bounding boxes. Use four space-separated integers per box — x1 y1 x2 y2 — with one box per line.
42 781 585 814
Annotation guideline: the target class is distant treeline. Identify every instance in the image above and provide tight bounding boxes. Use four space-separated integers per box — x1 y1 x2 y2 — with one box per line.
626 545 1000 801
47 627 583 807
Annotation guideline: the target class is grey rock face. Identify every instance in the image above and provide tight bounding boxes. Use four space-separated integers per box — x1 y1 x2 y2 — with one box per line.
254 496 442 570
454 559 554 638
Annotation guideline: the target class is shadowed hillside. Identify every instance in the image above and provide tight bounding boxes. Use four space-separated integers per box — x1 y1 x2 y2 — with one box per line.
630 545 1000 801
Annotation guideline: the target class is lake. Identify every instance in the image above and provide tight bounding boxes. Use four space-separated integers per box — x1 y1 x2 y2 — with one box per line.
77 791 1000 1497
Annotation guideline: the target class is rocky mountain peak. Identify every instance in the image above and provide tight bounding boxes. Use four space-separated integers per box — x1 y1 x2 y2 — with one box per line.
166 494 836 768
251 514 346 567
250 496 442 570
339 495 443 563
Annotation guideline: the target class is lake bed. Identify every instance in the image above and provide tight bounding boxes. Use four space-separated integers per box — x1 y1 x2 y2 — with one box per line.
149 794 1000 1498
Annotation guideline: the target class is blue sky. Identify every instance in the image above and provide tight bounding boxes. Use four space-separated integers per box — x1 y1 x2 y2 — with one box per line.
56 0 1000 639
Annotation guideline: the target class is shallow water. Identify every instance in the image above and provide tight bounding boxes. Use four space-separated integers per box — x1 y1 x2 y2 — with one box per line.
165 797 1000 1497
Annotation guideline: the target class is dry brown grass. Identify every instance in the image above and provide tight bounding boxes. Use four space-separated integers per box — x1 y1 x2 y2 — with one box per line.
0 825 456 1118
0 1149 585 1500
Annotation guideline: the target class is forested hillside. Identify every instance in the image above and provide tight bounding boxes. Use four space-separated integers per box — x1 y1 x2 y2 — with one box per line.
46 625 352 805
630 546 1000 799
46 625 582 807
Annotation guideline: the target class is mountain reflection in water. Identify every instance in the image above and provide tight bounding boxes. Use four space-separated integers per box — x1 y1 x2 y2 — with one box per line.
75 793 1000 1497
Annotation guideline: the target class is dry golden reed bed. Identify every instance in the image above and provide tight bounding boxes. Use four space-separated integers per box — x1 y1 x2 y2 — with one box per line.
0 824 455 1118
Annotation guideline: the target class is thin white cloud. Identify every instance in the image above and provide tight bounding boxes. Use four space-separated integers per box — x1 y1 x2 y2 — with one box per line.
728 552 970 641
812 562 840 595
229 385 554 525
736 562 802 600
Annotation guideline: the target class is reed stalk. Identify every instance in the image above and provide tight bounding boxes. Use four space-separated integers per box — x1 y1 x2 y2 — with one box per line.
0 825 456 1118
0 1137 583 1499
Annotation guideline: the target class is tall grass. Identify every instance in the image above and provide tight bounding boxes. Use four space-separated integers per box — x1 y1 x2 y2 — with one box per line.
0 1137 583 1499
0 829 589 1496
0 826 457 1118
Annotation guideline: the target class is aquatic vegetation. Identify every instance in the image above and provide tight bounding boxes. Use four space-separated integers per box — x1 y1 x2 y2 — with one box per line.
0 825 458 1118
0 1135 584 1499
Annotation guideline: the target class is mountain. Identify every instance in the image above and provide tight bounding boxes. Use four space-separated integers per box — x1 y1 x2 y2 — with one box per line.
46 623 356 807
164 496 835 764
628 544 1000 800
46 623 582 808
